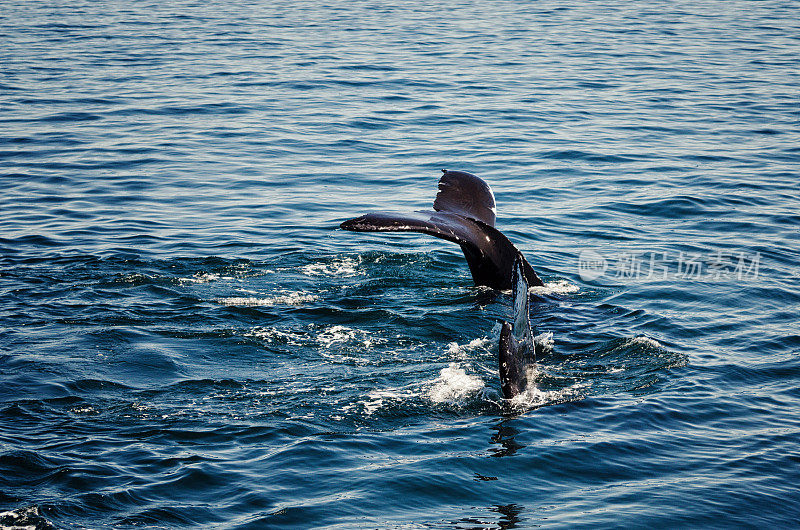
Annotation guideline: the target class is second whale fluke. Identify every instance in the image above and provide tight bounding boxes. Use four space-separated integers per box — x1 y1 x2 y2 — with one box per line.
498 257 536 399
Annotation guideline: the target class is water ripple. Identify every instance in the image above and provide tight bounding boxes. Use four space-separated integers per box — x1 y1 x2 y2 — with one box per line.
2 0 799 527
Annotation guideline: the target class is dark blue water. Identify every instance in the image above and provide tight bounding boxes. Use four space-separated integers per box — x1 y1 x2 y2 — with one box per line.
2 1 799 527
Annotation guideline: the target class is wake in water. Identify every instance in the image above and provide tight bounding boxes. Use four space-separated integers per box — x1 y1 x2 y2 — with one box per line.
111 253 681 418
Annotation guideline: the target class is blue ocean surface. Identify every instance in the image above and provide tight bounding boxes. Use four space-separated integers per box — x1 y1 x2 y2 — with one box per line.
1 0 799 527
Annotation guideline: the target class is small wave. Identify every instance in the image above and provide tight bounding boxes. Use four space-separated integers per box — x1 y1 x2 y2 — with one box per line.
534 331 554 354
627 335 662 348
179 272 225 284
214 291 319 306
319 351 371 365
584 335 685 394
114 272 154 284
446 337 491 357
243 327 305 345
428 363 485 404
530 280 579 295
360 388 416 415
301 257 361 277
606 335 662 352
69 405 97 415
316 326 383 364
508 366 587 410
317 325 378 348
245 324 384 351
317 325 358 347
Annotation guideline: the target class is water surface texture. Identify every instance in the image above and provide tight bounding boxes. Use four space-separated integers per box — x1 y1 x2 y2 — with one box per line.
2 1 799 528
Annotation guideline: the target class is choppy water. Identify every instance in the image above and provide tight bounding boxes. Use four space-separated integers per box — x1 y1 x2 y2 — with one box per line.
2 0 799 528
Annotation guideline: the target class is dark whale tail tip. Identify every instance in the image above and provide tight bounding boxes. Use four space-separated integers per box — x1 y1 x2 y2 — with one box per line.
338 170 543 290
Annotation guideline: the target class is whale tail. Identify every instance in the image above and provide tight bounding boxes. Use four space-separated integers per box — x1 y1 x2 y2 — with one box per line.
433 169 497 226
339 170 543 290
498 257 535 399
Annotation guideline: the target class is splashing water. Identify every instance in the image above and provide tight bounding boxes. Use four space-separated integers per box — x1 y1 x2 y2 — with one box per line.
428 363 486 404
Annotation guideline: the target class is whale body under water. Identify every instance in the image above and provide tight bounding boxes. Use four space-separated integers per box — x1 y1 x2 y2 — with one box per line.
340 170 539 398
339 169 543 291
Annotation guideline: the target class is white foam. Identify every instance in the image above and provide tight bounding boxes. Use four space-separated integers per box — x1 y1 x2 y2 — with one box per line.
319 325 384 349
507 366 587 409
179 272 225 284
302 257 361 277
317 325 363 348
348 388 416 415
627 335 662 348
244 327 304 345
214 291 319 306
428 363 485 404
0 506 47 530
69 406 96 414
529 280 579 295
244 324 382 351
446 337 491 356
508 383 583 409
534 331 554 353
116 272 152 283
319 351 370 365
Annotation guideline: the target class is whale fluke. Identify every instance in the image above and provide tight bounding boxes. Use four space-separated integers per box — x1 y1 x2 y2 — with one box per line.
498 257 535 399
433 169 497 227
339 170 543 290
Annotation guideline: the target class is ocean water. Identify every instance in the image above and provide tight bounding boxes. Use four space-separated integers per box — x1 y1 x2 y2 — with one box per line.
1 0 799 527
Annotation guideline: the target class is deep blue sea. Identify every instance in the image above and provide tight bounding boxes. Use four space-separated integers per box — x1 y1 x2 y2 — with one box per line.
2 1 799 528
